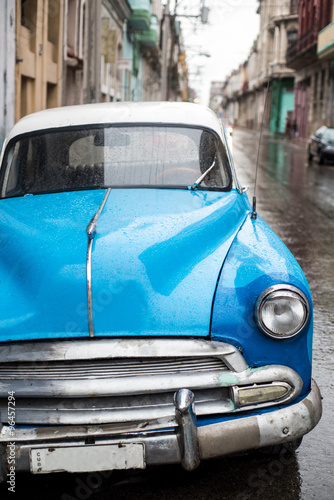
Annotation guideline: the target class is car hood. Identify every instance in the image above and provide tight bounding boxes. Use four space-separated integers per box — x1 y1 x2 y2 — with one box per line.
0 189 248 341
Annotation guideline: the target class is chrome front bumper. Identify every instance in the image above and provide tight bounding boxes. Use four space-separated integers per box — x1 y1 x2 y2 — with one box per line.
0 379 322 478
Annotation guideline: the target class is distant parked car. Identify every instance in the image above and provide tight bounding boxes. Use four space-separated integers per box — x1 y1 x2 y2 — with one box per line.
221 117 234 136
308 126 334 164
0 102 321 480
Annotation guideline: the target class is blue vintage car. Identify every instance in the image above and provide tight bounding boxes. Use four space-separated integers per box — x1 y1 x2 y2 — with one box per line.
0 102 321 477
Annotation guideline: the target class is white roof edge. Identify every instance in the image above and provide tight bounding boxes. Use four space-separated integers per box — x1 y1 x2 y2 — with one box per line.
6 102 223 142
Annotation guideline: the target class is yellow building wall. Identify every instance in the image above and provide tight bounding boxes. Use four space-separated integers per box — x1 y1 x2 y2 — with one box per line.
15 0 63 121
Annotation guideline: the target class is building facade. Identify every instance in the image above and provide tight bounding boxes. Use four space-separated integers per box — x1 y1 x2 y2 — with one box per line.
219 0 334 141
287 0 334 138
317 1 334 126
221 0 298 134
0 0 190 149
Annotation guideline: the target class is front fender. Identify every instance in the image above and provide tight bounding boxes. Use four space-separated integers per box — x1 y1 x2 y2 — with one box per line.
211 214 313 395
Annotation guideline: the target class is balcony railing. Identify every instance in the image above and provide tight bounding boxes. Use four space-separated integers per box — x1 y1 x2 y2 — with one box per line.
287 27 318 61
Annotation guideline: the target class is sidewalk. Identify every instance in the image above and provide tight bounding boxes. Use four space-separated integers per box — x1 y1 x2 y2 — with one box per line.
234 126 308 150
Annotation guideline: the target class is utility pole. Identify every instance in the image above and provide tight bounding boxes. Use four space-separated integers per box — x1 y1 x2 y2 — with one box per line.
84 0 102 103
161 0 170 101
161 1 210 101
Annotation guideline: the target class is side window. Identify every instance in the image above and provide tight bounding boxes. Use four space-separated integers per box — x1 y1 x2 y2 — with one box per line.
198 130 231 189
3 143 20 195
315 127 326 138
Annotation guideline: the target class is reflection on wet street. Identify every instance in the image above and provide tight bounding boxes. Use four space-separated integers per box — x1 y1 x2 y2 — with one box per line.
11 447 304 500
1 129 332 500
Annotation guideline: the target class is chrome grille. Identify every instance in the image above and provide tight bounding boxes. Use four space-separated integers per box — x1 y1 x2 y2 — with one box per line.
0 338 250 426
0 389 231 426
0 356 226 380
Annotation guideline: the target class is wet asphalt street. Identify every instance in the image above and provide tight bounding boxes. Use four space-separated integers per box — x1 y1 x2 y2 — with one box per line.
230 129 334 500
1 129 333 500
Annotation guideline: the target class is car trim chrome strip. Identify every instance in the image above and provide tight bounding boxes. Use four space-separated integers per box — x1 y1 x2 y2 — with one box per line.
0 364 302 401
86 238 94 337
86 188 111 337
0 339 247 371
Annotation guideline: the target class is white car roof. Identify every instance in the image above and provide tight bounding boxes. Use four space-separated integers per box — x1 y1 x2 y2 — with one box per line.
6 102 224 142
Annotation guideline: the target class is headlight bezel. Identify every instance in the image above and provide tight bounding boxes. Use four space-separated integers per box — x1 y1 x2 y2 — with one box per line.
255 284 310 340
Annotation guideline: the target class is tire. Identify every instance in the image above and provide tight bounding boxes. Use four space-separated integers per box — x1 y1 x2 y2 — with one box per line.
308 148 313 161
319 153 325 165
257 437 303 456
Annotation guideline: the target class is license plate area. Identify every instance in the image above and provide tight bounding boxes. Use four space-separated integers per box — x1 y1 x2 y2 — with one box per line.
30 443 145 474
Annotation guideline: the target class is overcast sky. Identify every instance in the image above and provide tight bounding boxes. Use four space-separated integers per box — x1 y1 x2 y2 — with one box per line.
169 1 260 105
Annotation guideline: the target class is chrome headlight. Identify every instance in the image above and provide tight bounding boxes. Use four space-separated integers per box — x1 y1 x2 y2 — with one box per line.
256 285 310 339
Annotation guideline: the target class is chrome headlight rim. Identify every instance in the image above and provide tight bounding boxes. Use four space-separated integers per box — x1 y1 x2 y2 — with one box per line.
256 284 310 340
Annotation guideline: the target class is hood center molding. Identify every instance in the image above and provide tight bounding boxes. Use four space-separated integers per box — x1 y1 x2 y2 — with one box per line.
86 188 111 338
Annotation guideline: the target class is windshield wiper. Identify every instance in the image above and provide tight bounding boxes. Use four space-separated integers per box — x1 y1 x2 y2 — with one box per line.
189 157 216 190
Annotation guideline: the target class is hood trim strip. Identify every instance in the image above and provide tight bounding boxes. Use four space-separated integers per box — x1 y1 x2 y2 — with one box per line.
86 188 111 337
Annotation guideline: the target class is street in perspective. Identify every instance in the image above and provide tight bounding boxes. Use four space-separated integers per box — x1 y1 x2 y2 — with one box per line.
1 0 334 499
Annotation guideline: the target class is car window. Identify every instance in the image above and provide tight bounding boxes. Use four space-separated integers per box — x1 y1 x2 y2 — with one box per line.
315 126 326 138
0 125 232 197
322 129 334 144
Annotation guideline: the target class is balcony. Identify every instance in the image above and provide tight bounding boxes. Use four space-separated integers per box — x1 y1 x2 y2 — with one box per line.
137 15 159 48
318 22 334 59
286 27 318 70
128 0 151 31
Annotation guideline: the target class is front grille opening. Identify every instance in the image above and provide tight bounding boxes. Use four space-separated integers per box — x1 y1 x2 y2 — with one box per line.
0 388 231 426
0 356 227 380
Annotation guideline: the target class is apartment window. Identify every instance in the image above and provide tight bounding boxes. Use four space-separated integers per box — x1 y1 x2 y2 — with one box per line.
320 70 325 101
67 0 85 58
67 0 77 53
47 83 58 109
307 2 313 32
21 0 37 29
287 30 297 46
314 72 318 100
300 1 306 36
290 0 298 14
48 0 60 46
80 1 86 60
21 76 35 117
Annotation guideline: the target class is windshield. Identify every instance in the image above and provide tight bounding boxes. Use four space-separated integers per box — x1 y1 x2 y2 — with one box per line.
0 125 232 198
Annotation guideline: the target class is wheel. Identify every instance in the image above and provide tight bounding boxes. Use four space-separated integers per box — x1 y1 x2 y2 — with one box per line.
258 437 303 456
